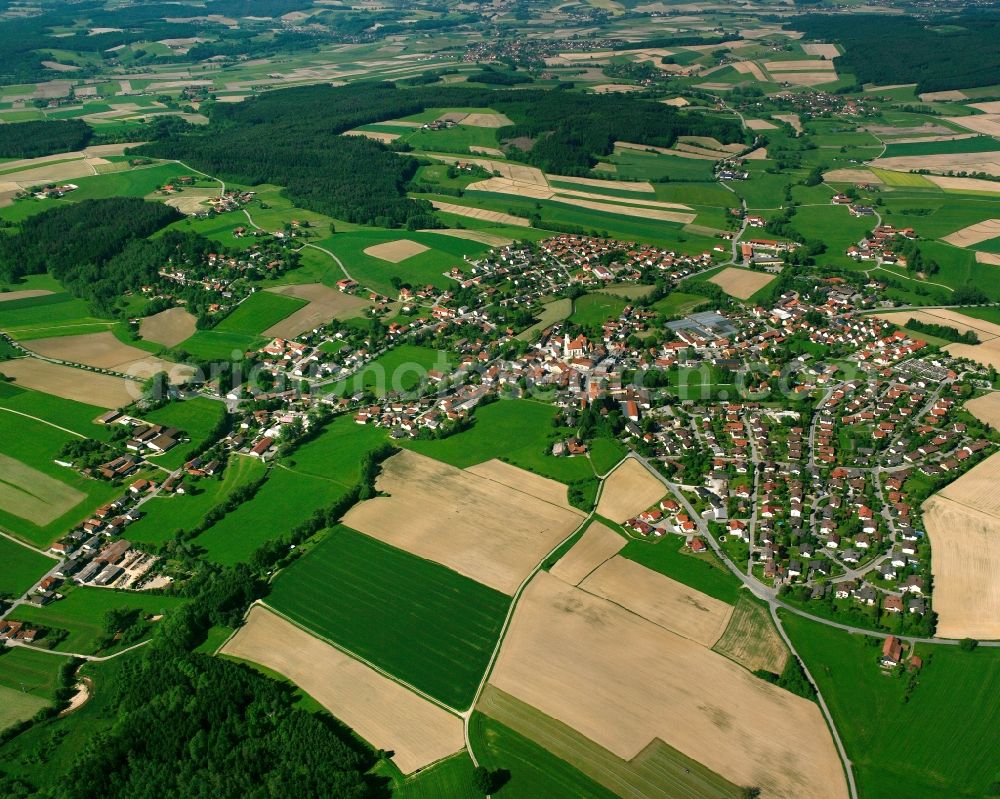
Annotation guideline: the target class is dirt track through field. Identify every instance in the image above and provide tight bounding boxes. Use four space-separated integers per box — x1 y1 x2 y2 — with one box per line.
263 283 370 339
489 571 849 799
343 450 583 594
579 556 733 646
550 521 625 586
596 459 665 522
222 605 465 774
0 359 136 408
139 307 197 347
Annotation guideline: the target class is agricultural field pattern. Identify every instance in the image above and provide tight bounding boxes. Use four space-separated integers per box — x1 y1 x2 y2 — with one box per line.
0 1 998 798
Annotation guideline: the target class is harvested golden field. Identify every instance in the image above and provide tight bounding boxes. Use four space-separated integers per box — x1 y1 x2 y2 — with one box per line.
712 595 788 674
469 145 504 157
222 605 465 774
343 450 583 594
0 289 53 303
489 572 849 799
0 452 85 525
773 114 802 133
579 556 733 646
732 61 767 82
549 521 625 586
461 112 513 127
26 332 194 383
139 307 197 347
920 90 967 102
660 97 689 107
161 189 216 215
709 267 775 300
926 175 1000 193
430 201 532 227
871 152 1000 178
923 493 1000 640
875 309 1000 341
780 73 840 86
764 59 836 72
943 219 1000 247
744 147 768 160
977 252 1000 266
2 158 98 186
262 283 369 339
801 43 840 58
465 458 578 509
964 392 1000 427
679 136 745 153
467 176 553 200
824 168 883 184
592 84 644 93
0 359 136 408
595 458 665 522
968 101 1000 113
745 119 777 130
945 339 1000 368
362 239 430 263
547 174 655 193
343 129 400 143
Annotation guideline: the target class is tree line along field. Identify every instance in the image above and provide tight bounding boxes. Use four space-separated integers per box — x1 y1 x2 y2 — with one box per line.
125 456 267 547
192 415 387 564
782 612 1000 798
13 586 186 656
266 525 510 710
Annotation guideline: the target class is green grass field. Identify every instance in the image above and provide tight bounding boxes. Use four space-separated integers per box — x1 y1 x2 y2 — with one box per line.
569 293 627 327
214 292 307 336
175 328 261 361
0 683 49 731
195 466 351 565
140 397 226 470
404 399 595 486
588 437 626 475
882 136 1000 158
0 537 53 599
0 646 67 699
782 613 1000 798
13 587 186 656
282 415 388 483
470 712 618 799
52 163 192 202
619 536 742 605
126 456 267 546
391 753 479 799
327 344 451 398
870 169 936 188
0 292 113 341
0 412 120 548
0 382 113 440
317 229 489 296
651 291 708 317
267 526 510 709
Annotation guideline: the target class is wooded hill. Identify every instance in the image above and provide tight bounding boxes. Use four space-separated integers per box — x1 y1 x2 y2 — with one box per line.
0 198 182 315
0 120 92 159
793 13 1000 93
137 83 744 228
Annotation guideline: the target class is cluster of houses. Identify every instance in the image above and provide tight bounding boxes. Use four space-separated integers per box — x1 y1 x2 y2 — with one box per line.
845 223 918 265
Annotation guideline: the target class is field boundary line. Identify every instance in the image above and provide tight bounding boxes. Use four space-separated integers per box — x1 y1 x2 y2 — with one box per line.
254 600 464 718
0 527 58 558
11 638 150 662
0 406 88 439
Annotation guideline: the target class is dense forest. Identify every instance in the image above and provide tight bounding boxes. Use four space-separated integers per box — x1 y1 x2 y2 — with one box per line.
794 13 1000 92
137 82 743 226
0 198 182 314
0 120 92 159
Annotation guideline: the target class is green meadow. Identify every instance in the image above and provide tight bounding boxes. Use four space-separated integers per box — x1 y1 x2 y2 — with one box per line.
0 536 53 598
267 525 510 709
